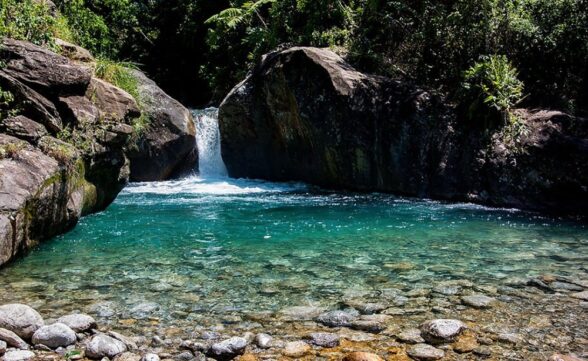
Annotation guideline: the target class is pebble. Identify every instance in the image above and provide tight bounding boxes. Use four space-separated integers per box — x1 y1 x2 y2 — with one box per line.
173 351 194 361
342 351 384 361
461 295 497 309
115 352 141 361
473 346 492 356
407 343 445 360
282 341 311 357
316 310 357 327
0 304 45 340
31 323 76 348
141 353 161 361
420 319 466 344
254 333 272 349
305 332 340 347
1 350 36 361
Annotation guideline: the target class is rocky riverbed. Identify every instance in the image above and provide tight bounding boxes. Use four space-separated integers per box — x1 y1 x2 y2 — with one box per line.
1 273 586 361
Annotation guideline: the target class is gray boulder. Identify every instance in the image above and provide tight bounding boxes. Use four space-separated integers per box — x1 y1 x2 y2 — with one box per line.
0 304 44 340
85 334 127 359
305 332 340 348
254 333 272 349
56 313 96 333
0 328 30 350
31 323 76 348
207 336 247 360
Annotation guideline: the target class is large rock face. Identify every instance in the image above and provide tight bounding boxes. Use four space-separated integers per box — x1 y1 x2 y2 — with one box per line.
128 70 196 181
219 47 588 214
0 39 135 267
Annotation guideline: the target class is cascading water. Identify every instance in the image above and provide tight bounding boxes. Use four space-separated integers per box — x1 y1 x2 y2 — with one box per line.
192 108 228 178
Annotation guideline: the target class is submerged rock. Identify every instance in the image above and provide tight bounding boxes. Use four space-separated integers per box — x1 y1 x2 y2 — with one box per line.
0 304 44 340
305 332 340 348
397 328 425 344
342 351 384 361
282 341 311 357
316 310 358 327
461 295 497 309
407 344 445 360
31 323 76 348
254 333 272 349
420 319 466 344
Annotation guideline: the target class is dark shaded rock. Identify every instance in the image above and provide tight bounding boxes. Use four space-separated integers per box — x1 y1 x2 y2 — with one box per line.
0 116 48 144
0 38 91 96
0 72 62 132
219 46 588 214
0 304 44 340
128 69 196 181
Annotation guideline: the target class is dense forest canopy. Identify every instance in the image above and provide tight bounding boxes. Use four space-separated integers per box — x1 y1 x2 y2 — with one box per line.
1 0 587 115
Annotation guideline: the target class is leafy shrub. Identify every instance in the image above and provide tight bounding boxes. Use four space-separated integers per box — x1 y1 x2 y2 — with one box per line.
0 141 26 160
0 86 16 121
462 55 524 123
0 0 56 46
94 58 140 100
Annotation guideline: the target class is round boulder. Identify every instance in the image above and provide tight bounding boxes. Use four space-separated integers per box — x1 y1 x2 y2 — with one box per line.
57 313 96 333
31 323 76 348
85 334 127 359
0 304 44 340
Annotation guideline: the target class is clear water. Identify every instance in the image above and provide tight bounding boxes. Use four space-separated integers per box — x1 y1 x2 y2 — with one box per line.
0 110 587 334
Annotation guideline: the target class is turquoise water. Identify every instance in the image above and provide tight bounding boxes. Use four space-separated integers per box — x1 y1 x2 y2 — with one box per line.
0 176 587 329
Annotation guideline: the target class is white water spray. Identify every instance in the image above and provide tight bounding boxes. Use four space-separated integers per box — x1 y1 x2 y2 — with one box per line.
192 108 228 178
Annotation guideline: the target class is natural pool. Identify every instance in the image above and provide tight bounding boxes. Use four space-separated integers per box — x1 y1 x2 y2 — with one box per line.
0 177 586 328
1 109 587 360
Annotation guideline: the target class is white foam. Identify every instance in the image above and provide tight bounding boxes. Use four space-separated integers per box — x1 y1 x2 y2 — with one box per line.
123 176 307 196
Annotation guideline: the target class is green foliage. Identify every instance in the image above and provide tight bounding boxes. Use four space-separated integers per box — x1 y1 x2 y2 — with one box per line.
0 0 57 46
94 58 140 100
0 86 16 121
0 141 26 160
463 55 524 122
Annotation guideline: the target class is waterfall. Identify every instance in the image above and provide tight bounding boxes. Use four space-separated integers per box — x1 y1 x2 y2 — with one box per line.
192 108 228 178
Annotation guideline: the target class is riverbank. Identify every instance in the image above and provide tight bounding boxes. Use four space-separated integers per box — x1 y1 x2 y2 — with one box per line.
1 271 586 361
